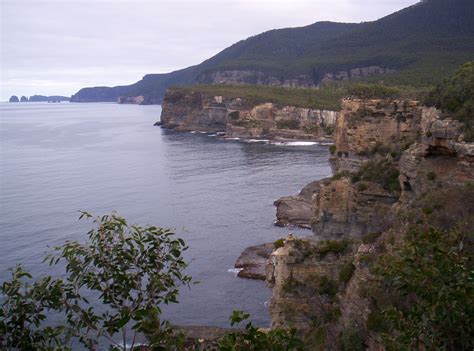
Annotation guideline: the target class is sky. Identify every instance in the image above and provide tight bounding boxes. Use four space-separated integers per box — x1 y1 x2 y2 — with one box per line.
1 0 419 101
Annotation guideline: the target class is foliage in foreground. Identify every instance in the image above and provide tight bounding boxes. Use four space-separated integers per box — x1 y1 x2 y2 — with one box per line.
373 226 474 350
0 213 303 350
0 212 192 350
218 311 303 351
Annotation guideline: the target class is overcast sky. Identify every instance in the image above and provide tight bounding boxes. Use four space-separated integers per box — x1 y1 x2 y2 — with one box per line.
1 0 418 101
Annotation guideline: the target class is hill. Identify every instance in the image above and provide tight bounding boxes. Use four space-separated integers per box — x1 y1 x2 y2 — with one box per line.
71 0 474 103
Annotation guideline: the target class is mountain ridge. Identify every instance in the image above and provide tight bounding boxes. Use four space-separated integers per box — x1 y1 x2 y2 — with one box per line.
71 0 474 103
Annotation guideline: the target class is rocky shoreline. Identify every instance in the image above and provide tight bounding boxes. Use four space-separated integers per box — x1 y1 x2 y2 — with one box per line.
156 85 474 349
158 88 338 142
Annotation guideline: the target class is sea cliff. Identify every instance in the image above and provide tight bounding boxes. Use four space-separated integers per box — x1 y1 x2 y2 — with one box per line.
159 87 338 140
264 96 474 349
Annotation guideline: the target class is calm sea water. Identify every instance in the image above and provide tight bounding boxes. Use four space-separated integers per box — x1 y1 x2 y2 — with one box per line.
0 102 331 327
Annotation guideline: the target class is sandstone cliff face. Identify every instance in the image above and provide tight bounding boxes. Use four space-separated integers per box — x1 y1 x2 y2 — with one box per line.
311 178 397 241
160 90 228 132
331 98 422 173
160 88 338 139
264 97 474 349
399 107 474 198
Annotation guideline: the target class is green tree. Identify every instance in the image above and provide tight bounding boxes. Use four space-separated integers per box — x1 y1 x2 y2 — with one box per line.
1 212 191 350
374 227 474 350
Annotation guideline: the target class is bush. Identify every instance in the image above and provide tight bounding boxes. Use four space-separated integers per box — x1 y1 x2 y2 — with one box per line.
347 84 402 99
276 119 300 130
282 277 300 294
329 145 337 155
318 276 338 297
274 238 285 249
303 124 319 134
340 328 365 351
362 232 382 244
352 159 400 193
331 171 352 181
374 227 474 350
218 310 304 351
339 261 356 284
315 239 350 258
0 212 191 350
425 61 474 141
232 118 261 129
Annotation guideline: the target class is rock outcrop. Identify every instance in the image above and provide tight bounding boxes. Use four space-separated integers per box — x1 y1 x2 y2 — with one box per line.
274 181 322 229
262 96 474 349
160 88 338 140
20 96 28 102
234 243 276 280
331 98 422 173
399 107 474 199
8 95 19 103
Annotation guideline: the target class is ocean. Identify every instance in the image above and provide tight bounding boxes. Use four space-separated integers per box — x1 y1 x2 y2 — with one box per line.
0 102 331 327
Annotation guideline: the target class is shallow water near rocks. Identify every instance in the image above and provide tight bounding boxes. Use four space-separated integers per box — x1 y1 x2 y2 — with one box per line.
0 102 331 327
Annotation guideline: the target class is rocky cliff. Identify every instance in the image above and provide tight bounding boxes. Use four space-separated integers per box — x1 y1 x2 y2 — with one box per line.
257 96 474 349
160 88 338 139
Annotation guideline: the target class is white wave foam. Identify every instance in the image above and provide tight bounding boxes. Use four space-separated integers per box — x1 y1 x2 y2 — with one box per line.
225 137 241 140
190 131 196 134
227 268 243 276
272 141 317 146
207 134 217 137
246 139 269 143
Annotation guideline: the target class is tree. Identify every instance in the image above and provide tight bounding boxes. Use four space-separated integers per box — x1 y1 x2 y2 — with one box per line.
1 212 191 350
374 226 474 350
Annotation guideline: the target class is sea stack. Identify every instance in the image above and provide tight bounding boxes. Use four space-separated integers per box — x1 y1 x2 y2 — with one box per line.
9 95 19 103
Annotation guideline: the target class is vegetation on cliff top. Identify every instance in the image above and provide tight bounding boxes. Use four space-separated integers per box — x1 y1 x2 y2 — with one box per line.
169 84 345 110
72 0 474 103
425 61 474 140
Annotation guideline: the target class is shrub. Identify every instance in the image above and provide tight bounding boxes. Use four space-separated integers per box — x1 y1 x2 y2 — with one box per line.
315 239 350 258
352 159 401 193
329 145 337 155
347 84 402 99
362 232 382 244
282 277 300 294
323 305 341 323
324 126 335 135
339 261 356 284
0 212 191 350
274 238 285 249
331 171 352 181
318 276 338 297
366 310 389 333
340 328 365 351
276 119 300 130
374 227 474 350
425 61 474 141
356 182 368 192
233 118 261 129
218 310 304 351
303 124 319 134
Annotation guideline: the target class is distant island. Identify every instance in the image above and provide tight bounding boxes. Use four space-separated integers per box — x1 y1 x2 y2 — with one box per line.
8 95 70 103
